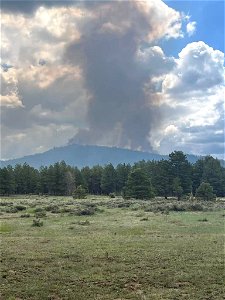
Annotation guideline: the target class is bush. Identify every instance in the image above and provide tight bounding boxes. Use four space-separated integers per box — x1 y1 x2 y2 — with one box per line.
76 208 95 216
72 185 87 199
45 205 60 213
144 201 204 213
20 213 30 218
140 217 148 221
130 203 142 211
5 207 18 213
196 182 216 201
117 201 132 208
198 218 208 222
15 205 26 211
78 220 90 226
171 204 186 211
35 210 47 218
187 203 204 211
0 202 13 206
109 193 116 198
32 218 43 227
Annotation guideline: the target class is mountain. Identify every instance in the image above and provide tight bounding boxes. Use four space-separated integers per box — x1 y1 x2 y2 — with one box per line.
0 144 209 169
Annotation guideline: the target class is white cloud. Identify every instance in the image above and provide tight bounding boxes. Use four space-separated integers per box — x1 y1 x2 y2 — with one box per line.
164 124 179 135
186 21 197 36
149 41 224 156
163 41 224 95
135 0 183 40
0 92 23 108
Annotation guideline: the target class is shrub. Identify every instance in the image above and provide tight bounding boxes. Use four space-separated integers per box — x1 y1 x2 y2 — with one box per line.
187 203 204 211
69 206 96 216
140 217 148 221
77 208 95 216
15 205 26 211
109 193 116 198
20 213 30 218
0 202 13 206
130 203 141 211
171 204 186 211
78 220 90 226
32 218 43 227
72 185 87 199
196 182 216 201
45 205 60 213
34 207 45 213
198 218 208 222
5 207 18 213
35 211 47 218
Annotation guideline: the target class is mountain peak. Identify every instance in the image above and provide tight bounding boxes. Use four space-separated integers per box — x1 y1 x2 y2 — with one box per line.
0 143 206 168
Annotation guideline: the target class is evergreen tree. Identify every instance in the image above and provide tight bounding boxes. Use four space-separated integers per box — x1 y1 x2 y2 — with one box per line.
201 156 225 197
151 160 172 198
169 151 192 194
192 159 204 195
115 163 131 194
101 164 116 195
39 166 49 194
73 167 85 189
124 168 154 200
90 165 103 194
0 166 15 195
72 185 87 199
172 177 183 200
65 170 75 196
196 182 216 201
14 163 38 194
81 166 92 193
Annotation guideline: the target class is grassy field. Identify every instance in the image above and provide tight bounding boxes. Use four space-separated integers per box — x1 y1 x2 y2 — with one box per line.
0 195 224 300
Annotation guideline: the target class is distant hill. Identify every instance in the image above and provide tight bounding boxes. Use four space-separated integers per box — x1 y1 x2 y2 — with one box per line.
0 144 216 169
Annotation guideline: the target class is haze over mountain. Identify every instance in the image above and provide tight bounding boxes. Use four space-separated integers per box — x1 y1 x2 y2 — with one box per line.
0 144 205 169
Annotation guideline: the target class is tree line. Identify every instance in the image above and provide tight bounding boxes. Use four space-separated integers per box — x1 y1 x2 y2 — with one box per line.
0 151 225 199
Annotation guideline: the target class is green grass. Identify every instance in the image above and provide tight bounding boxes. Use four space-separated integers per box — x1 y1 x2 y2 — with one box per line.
0 195 224 299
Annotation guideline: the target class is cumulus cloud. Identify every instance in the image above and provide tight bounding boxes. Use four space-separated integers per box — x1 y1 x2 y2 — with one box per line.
186 21 197 36
0 92 23 108
163 41 224 95
149 42 224 157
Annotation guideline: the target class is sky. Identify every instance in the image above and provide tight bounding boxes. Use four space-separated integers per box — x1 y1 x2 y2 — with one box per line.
0 0 224 160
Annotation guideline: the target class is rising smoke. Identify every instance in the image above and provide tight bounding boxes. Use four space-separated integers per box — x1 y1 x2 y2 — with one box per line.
67 1 180 151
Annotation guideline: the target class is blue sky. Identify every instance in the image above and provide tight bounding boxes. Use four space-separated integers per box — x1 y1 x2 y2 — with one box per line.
1 0 224 159
163 0 224 56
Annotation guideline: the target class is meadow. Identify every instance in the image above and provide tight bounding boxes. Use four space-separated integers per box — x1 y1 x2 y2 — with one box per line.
0 195 224 300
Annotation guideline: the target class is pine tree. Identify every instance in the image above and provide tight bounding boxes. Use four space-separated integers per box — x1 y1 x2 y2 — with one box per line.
169 151 192 195
151 160 172 198
196 182 216 201
90 165 103 194
101 164 116 195
115 163 131 194
124 168 154 200
172 177 183 200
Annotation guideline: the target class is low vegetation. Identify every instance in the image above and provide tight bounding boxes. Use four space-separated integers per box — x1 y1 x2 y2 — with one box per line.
0 195 224 299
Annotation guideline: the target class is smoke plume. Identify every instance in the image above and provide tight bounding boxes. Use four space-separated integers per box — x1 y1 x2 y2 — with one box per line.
67 0 180 151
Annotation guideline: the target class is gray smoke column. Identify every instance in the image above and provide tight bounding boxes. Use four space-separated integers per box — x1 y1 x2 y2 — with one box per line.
67 1 179 151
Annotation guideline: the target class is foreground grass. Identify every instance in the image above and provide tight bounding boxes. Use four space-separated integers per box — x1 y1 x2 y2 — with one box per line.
0 195 224 300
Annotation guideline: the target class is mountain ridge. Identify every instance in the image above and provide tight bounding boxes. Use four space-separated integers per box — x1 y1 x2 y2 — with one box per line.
0 144 222 169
